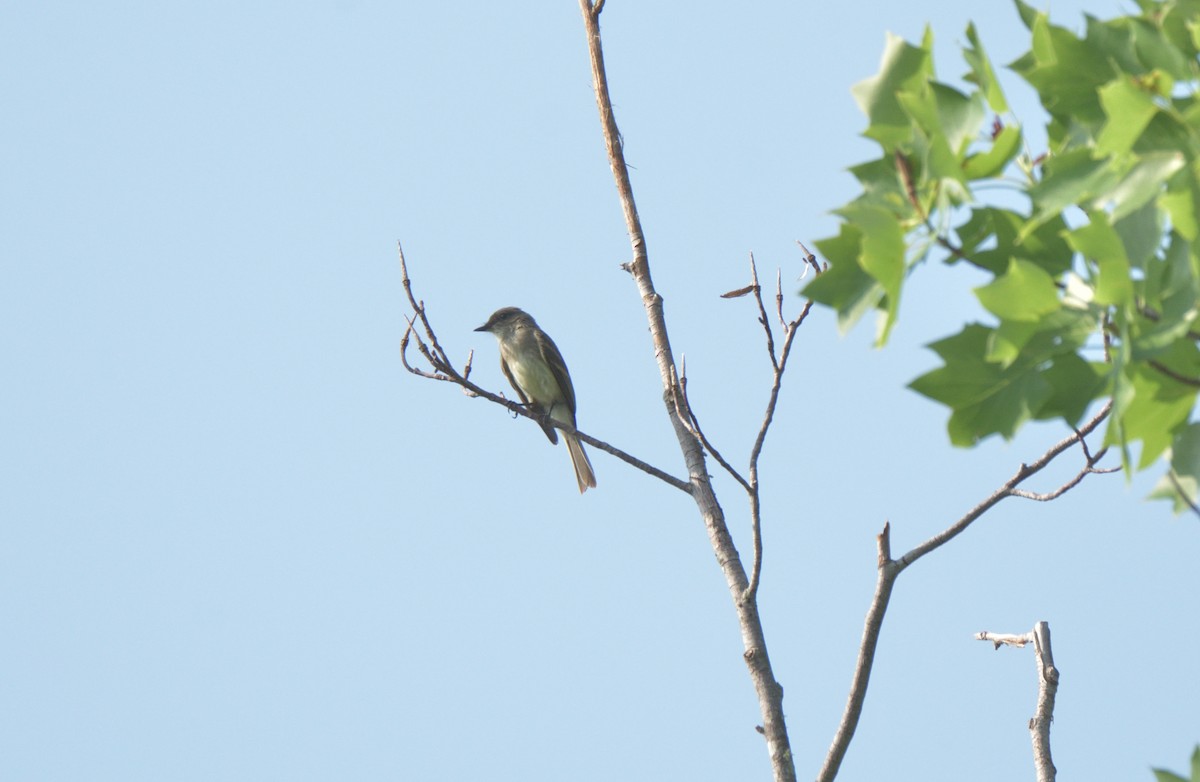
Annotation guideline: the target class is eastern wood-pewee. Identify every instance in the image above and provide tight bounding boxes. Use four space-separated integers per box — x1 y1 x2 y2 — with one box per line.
475 307 597 493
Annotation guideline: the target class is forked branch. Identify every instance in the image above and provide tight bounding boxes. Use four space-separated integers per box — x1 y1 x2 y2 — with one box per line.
817 403 1113 782
716 254 817 601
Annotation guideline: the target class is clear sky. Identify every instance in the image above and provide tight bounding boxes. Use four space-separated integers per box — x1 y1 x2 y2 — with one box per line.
3 1 1197 780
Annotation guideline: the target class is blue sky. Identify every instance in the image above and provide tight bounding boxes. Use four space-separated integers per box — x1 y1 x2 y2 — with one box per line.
3 1 1197 780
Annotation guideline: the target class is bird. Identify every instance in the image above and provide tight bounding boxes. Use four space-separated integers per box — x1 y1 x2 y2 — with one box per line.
475 307 597 493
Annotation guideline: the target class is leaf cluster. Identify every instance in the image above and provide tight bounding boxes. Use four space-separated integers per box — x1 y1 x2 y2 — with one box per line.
1154 745 1200 782
806 0 1200 510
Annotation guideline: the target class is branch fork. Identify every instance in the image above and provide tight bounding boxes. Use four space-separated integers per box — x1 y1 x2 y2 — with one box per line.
818 407 1112 782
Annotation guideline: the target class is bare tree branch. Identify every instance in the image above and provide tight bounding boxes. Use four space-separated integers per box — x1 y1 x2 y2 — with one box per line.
975 622 1059 782
743 264 814 602
896 401 1113 572
578 3 794 778
817 405 1113 782
1010 439 1117 501
817 523 900 782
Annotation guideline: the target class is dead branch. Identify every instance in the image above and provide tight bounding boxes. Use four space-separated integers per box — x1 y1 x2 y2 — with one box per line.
974 630 1032 649
975 622 1059 782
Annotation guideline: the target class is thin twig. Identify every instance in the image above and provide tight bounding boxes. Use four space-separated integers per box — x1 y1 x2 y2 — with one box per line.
400 321 443 381
749 254 779 371
1010 442 1116 500
670 362 750 491
399 244 457 371
775 268 786 328
742 267 816 601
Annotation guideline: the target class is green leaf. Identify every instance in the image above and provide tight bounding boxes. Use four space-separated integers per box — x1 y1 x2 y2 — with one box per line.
954 208 1074 276
933 82 986 155
1084 13 1141 76
963 125 1022 180
974 258 1062 321
909 324 1054 445
898 87 969 186
1120 363 1197 468
1163 1 1200 57
805 224 884 335
1103 305 1137 470
1137 234 1200 355
1096 76 1159 156
1161 166 1200 241
852 32 934 150
1066 214 1134 305
836 203 907 345
1151 770 1190 782
1026 148 1122 237
1137 109 1194 158
1093 151 1186 221
1151 769 1190 782
1131 18 1194 80
847 155 907 209
986 318 1039 366
1009 12 1114 130
1148 430 1200 515
1130 308 1200 362
1039 353 1105 424
1013 0 1039 30
1114 200 1164 269
963 22 1009 112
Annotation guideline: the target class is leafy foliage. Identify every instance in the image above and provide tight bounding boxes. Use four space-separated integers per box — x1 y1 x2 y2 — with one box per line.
807 0 1200 510
1152 744 1200 782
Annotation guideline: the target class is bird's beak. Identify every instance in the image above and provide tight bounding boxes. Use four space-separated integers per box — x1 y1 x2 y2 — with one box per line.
473 324 489 333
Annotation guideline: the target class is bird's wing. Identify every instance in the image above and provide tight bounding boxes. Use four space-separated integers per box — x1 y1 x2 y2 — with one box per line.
538 333 576 417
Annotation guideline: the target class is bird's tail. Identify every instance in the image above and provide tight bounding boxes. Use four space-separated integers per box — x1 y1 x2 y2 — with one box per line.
564 432 597 494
